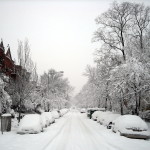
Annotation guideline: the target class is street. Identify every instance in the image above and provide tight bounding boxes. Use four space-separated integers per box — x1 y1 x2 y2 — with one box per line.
0 110 150 150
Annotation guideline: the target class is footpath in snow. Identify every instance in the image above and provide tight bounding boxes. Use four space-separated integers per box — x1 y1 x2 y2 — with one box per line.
0 110 150 150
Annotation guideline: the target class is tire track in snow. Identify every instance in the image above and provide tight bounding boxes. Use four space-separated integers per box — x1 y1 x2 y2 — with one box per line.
77 113 111 150
78 114 122 150
42 111 119 150
65 111 92 150
42 114 72 150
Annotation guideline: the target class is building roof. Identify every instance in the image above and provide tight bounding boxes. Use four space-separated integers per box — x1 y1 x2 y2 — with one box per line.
0 39 5 51
5 45 12 60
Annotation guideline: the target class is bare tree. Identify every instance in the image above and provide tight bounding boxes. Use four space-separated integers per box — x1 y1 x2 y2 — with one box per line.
131 4 150 51
12 39 37 122
93 1 132 61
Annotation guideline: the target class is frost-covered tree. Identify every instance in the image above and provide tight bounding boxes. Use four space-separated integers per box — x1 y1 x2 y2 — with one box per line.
93 1 132 61
8 39 37 122
40 69 73 110
75 1 150 116
0 77 12 114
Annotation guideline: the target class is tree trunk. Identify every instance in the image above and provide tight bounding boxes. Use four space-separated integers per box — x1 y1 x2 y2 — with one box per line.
105 98 107 110
120 100 123 115
120 88 124 115
109 99 112 111
134 91 139 115
140 31 143 51
138 91 141 111
18 97 22 123
98 98 101 108
122 50 126 61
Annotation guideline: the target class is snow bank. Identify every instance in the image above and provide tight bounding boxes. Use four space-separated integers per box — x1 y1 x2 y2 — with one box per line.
17 114 43 134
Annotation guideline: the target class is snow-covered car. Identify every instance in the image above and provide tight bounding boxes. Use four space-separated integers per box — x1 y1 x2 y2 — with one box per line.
92 111 103 121
97 111 112 124
45 112 55 123
112 115 150 139
17 114 43 134
15 113 25 121
80 108 86 113
102 113 121 129
41 112 55 127
41 112 49 127
87 108 105 119
60 108 68 116
51 110 60 119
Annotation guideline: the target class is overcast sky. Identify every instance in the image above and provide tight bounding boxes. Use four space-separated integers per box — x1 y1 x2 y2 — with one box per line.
0 0 150 95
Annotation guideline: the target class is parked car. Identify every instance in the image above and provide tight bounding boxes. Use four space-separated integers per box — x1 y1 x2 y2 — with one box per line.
112 115 150 139
103 113 121 129
92 111 104 121
60 109 68 116
51 110 60 119
16 113 25 121
87 108 105 119
97 111 112 124
17 114 43 134
41 112 55 127
80 108 86 113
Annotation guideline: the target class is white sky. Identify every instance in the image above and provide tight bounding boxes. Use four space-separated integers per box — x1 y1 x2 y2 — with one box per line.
0 0 150 95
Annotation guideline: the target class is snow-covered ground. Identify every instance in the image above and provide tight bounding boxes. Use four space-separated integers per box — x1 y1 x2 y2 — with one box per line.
0 110 150 150
146 122 150 129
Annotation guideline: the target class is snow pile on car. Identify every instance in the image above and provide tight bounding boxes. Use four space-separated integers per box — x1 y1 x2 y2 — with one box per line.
17 114 43 134
113 115 148 132
41 112 55 127
43 112 55 124
103 113 121 126
113 115 150 139
97 111 112 124
92 111 104 121
60 108 68 116
41 113 48 127
51 110 60 119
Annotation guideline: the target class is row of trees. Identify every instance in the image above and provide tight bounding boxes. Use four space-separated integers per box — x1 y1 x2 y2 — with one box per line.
0 39 73 122
7 39 38 121
13 41 73 115
75 1 150 115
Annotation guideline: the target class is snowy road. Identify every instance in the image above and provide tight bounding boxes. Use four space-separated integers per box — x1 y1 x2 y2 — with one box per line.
0 110 150 150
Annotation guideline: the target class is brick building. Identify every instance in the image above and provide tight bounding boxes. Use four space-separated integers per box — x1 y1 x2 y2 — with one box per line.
0 39 29 81
0 40 15 78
